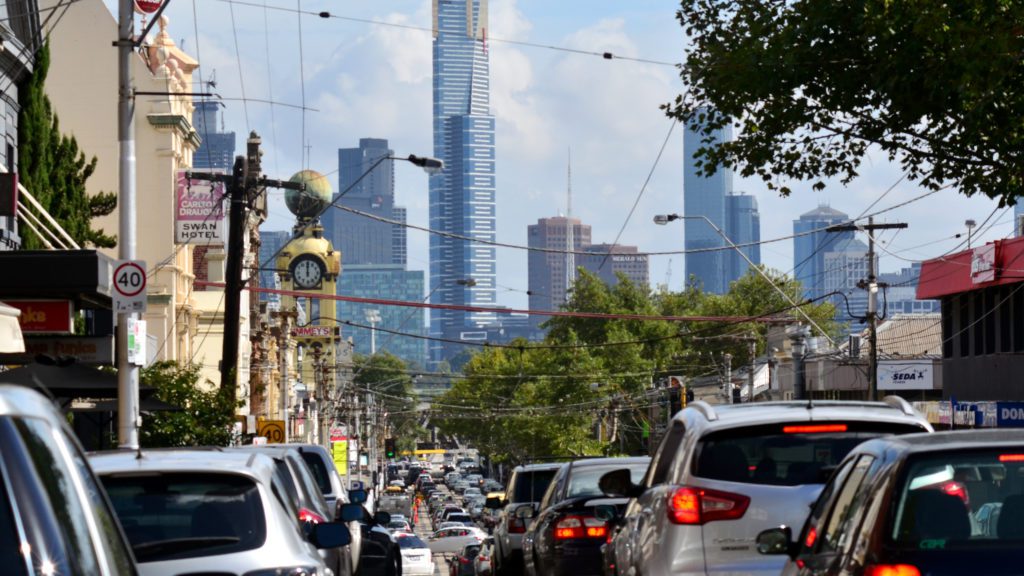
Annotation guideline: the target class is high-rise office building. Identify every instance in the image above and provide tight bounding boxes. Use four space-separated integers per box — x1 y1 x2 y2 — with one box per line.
1016 203 1024 237
793 206 854 301
192 101 236 171
683 107 733 294
338 264 427 367
578 244 650 289
878 264 941 315
258 229 291 304
823 237 875 333
724 192 761 285
527 217 592 326
322 138 410 266
430 0 497 363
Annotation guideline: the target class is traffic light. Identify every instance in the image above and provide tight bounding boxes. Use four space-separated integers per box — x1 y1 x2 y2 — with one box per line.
384 437 396 459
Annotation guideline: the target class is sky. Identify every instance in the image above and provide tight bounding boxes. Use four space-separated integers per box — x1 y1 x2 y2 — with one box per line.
104 0 1017 310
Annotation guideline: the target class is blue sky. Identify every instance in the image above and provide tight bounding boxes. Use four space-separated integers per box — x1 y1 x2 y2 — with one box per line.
104 0 1014 309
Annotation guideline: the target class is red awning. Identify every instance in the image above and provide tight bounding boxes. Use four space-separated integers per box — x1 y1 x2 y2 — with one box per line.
917 237 1024 299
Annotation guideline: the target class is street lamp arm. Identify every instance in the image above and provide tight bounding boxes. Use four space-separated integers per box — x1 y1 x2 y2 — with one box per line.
653 213 836 346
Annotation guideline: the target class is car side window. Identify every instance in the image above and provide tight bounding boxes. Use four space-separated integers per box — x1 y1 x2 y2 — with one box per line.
645 420 685 487
817 456 876 555
796 456 857 558
0 457 29 576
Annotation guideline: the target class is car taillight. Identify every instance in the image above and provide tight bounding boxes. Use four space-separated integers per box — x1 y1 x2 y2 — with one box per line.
999 454 1024 462
460 557 471 564
554 515 608 540
938 480 969 506
804 526 817 548
863 565 921 576
782 423 848 434
667 486 750 525
298 507 325 524
508 517 526 533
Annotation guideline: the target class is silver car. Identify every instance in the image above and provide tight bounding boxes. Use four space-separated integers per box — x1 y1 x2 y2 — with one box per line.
0 384 138 576
90 448 350 576
603 397 933 576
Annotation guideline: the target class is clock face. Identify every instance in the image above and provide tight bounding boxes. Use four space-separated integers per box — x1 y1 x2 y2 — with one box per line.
292 257 324 289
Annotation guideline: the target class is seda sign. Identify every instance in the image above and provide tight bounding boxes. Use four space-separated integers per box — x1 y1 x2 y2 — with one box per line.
134 0 163 14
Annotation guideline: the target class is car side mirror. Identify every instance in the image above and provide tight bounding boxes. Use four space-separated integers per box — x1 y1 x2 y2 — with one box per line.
374 510 392 526
310 521 352 549
599 468 641 498
339 503 364 523
756 526 796 557
349 488 368 504
593 504 618 522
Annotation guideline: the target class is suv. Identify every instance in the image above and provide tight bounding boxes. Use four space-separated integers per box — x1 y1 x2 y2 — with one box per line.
602 397 933 576
491 462 563 575
0 385 138 576
91 448 349 575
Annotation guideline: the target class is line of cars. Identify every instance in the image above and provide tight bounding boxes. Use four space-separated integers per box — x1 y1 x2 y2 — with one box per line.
0 384 403 576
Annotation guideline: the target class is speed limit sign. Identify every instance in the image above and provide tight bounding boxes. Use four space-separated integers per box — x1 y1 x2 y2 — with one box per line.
113 260 147 313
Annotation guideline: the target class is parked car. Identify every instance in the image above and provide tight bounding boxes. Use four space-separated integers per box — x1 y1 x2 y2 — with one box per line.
429 525 488 554
341 489 403 576
491 462 563 575
234 445 353 575
757 428 1024 575
474 537 496 575
395 532 435 576
600 397 933 576
449 542 482 576
91 448 349 576
0 385 139 576
522 457 650 576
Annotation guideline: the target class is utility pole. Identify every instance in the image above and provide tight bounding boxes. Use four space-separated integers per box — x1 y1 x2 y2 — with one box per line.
186 132 305 406
828 217 908 401
723 353 733 404
747 336 756 403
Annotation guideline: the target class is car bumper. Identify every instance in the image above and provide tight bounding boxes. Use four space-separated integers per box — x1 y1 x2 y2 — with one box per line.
548 539 605 576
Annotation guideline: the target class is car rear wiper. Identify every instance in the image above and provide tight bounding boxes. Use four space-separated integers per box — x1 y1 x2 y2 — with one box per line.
132 536 241 561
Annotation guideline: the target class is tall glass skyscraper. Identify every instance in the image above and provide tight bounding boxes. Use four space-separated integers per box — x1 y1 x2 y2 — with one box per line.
192 101 236 171
793 206 854 301
684 108 733 294
430 0 497 363
725 193 761 284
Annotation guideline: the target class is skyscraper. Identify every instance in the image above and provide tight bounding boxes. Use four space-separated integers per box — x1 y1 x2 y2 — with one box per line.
430 0 497 363
527 217 592 327
338 264 427 367
192 101 236 171
683 107 733 294
793 205 854 301
258 229 291 304
823 237 874 333
578 244 650 289
725 193 761 284
1016 203 1024 237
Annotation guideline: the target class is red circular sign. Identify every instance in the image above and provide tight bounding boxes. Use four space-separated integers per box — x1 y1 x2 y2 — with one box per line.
114 262 147 298
134 0 163 14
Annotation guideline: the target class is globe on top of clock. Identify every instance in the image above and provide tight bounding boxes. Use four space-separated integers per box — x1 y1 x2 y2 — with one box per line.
285 170 333 219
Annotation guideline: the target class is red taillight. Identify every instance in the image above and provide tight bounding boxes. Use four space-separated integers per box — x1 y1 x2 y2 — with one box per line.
460 557 471 564
804 526 817 548
298 507 325 524
508 517 526 534
783 424 848 434
938 481 970 506
999 454 1024 462
553 515 608 540
863 565 921 576
667 486 750 525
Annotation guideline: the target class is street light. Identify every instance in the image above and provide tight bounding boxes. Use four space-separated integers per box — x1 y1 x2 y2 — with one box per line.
965 219 977 249
364 309 382 355
653 213 834 346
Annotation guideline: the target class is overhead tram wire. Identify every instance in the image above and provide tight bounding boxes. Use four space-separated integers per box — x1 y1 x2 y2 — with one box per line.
227 0 251 129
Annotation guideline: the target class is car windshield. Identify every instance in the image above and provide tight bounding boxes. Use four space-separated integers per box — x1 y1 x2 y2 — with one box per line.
101 473 266 562
891 449 1024 547
566 463 647 498
398 534 428 549
511 469 558 503
694 422 925 486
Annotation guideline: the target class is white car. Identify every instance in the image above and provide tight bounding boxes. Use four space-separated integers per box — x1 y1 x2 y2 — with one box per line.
428 526 487 554
394 533 434 576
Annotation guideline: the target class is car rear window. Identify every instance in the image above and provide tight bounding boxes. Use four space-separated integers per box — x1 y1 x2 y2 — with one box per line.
101 473 267 562
300 451 332 496
566 463 647 499
448 513 472 523
397 534 428 549
511 469 558 503
891 449 1024 548
694 422 925 486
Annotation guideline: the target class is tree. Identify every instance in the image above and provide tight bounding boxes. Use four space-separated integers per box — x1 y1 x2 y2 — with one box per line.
352 352 422 454
667 0 1024 204
139 361 239 447
18 42 116 248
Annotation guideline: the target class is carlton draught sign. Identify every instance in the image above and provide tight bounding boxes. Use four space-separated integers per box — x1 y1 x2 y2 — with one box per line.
175 171 225 245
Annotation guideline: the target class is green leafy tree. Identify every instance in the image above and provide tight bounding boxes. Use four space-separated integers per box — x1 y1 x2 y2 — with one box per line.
18 42 116 248
667 0 1024 204
139 361 239 447
353 352 422 454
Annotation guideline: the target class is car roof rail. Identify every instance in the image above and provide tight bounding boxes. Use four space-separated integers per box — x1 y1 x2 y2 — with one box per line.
688 400 718 422
882 395 915 416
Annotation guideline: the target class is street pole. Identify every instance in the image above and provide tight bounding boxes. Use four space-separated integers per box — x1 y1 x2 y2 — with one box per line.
724 353 733 404
220 153 247 402
117 0 139 449
789 326 809 400
747 337 756 403
827 217 907 401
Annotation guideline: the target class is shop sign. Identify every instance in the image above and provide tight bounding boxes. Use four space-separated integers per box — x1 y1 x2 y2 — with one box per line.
175 171 225 245
971 244 998 284
7 300 73 333
877 360 934 390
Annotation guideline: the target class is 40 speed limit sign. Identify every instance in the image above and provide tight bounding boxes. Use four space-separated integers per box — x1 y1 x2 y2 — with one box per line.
113 260 148 313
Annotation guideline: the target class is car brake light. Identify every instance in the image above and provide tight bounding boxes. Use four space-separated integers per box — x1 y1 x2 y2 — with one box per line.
783 424 848 434
863 565 921 576
508 517 526 534
298 507 325 524
667 486 750 525
804 526 817 548
938 480 969 506
999 454 1024 462
554 515 608 540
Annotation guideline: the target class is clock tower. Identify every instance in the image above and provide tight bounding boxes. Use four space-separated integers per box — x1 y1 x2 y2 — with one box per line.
276 169 343 443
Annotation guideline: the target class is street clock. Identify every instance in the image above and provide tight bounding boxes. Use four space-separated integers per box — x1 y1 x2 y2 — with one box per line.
290 254 325 289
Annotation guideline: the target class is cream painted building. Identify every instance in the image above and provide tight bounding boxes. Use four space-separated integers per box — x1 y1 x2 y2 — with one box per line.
41 1 255 401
